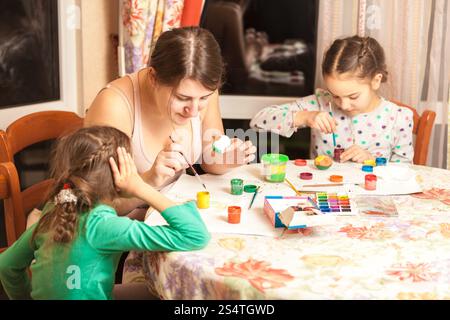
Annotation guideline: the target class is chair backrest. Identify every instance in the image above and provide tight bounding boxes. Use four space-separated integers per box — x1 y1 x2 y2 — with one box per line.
390 100 436 165
0 162 24 253
0 111 83 238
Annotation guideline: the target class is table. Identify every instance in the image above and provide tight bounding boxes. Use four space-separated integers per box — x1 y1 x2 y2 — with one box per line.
141 162 450 299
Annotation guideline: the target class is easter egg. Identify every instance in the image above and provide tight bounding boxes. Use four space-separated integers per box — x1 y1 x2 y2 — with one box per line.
314 155 332 170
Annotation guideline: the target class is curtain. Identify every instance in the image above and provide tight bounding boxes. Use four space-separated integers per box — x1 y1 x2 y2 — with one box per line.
118 0 185 75
315 0 450 168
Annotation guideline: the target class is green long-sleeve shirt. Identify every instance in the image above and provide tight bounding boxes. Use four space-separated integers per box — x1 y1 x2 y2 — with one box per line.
0 201 210 300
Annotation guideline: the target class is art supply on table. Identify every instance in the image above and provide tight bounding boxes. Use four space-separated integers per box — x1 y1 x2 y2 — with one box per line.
333 148 345 163
302 183 345 188
329 175 343 183
363 159 376 166
294 159 307 166
244 184 257 193
264 196 336 229
230 178 244 195
362 165 374 173
328 102 337 147
169 136 207 190
286 178 318 195
364 174 377 190
197 191 210 209
285 178 301 195
299 172 313 180
315 192 358 215
212 135 231 153
248 186 260 209
261 153 289 182
227 206 241 224
375 157 387 166
353 195 398 216
314 155 333 170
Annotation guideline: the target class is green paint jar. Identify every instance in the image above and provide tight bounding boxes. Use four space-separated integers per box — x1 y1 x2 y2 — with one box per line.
261 153 289 182
230 178 244 195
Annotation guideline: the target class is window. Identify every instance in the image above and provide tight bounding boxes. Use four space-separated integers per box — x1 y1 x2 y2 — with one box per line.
0 0 60 109
201 0 318 159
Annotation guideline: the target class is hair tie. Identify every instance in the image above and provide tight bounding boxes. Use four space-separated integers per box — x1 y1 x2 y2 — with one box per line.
55 183 77 205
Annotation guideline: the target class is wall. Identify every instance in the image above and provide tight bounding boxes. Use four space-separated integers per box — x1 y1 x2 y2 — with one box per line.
80 0 119 111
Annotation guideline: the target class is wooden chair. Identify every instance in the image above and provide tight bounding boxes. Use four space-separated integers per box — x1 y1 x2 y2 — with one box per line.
0 162 24 253
0 111 83 238
390 100 436 166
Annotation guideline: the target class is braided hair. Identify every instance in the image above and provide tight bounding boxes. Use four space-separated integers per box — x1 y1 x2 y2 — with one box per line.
322 35 388 83
32 126 131 244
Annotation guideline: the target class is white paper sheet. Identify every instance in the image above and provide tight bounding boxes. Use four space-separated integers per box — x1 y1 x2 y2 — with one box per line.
144 162 422 236
290 161 422 195
144 172 293 237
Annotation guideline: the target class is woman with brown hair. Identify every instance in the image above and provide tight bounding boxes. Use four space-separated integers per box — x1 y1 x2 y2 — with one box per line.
85 26 257 215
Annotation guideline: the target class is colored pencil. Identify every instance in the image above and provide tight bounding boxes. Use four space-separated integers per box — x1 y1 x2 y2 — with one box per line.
285 178 318 194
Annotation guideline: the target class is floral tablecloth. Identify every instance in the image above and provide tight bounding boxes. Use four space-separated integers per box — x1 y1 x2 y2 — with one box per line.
140 164 450 300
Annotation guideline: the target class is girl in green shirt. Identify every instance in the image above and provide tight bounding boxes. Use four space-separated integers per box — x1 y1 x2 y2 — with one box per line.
0 126 210 300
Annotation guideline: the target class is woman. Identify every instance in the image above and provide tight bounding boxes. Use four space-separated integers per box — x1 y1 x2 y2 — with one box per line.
85 26 256 215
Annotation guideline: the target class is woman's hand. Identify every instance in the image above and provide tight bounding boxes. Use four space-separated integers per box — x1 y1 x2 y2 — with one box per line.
147 138 189 189
340 145 374 163
109 147 144 198
221 138 257 165
305 111 337 134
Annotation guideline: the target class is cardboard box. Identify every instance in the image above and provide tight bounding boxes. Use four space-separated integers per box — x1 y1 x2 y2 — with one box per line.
263 196 336 229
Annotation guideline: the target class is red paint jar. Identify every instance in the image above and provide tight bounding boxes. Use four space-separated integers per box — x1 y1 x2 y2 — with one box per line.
228 206 241 224
365 174 377 190
333 148 345 162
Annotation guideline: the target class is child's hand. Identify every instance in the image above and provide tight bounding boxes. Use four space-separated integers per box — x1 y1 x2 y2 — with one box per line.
109 147 144 197
305 111 337 134
147 138 189 188
340 145 374 163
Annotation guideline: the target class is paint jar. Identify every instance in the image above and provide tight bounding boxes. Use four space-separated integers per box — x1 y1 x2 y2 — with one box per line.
365 174 377 191
197 191 210 209
228 206 241 224
333 148 345 162
375 157 387 166
261 153 289 182
363 159 376 166
362 165 374 172
230 178 244 195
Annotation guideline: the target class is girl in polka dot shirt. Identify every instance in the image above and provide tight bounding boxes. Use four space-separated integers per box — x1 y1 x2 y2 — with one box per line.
250 36 414 163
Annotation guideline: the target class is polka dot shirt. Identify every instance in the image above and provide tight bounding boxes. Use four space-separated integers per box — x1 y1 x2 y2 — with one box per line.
250 88 414 163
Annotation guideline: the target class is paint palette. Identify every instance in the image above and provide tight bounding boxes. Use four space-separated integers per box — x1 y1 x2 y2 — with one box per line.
314 192 358 216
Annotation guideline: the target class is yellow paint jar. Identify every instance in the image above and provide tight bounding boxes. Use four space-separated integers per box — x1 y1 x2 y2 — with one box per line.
197 191 210 209
363 159 376 166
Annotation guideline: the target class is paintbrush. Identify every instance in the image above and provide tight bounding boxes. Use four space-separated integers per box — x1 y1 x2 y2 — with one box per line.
301 183 345 188
248 186 260 209
328 102 337 147
169 136 207 190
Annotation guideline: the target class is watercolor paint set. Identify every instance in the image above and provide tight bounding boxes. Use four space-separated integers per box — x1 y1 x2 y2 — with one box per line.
314 192 358 216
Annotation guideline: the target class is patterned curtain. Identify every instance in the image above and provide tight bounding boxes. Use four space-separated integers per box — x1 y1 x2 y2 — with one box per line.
119 0 185 75
315 0 450 168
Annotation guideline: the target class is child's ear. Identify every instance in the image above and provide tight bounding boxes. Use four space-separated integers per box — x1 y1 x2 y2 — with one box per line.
371 73 383 90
